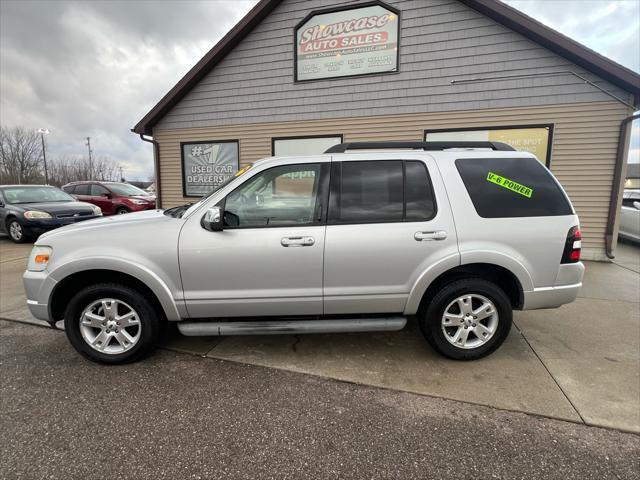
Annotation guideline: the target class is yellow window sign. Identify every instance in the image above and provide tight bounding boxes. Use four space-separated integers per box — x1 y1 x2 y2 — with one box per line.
486 172 533 198
487 128 549 162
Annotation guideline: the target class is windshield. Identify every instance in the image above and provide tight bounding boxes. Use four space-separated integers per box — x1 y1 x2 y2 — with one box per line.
104 183 149 196
1 186 74 204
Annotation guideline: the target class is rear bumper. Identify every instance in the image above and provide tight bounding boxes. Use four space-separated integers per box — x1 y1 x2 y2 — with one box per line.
522 283 581 310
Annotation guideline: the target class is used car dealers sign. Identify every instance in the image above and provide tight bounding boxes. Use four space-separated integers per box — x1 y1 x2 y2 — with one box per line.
181 141 239 197
295 4 399 82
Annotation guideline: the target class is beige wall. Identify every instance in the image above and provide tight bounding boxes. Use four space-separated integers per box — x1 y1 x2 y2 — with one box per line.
154 100 632 260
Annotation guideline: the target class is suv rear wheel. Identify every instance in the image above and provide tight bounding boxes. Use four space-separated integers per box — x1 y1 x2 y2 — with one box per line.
64 283 161 364
419 278 512 360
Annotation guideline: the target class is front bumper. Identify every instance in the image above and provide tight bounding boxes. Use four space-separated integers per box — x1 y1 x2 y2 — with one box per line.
128 202 156 212
23 270 56 324
22 216 98 235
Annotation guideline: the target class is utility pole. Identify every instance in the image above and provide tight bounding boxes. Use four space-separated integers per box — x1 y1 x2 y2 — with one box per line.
37 129 50 184
118 165 124 182
86 137 93 180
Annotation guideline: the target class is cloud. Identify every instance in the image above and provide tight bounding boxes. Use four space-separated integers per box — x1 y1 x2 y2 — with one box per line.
0 0 255 180
504 0 639 71
505 1 639 164
1 0 638 180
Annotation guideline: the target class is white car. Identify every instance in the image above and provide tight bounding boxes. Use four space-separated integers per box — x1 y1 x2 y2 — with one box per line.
619 189 640 243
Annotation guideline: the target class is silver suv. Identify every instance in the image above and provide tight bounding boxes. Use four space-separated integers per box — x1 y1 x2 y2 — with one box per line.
23 141 584 364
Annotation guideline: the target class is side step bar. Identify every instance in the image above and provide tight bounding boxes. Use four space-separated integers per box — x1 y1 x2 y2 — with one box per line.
177 317 407 336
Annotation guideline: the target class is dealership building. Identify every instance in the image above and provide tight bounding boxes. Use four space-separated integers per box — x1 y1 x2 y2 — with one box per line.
133 0 639 260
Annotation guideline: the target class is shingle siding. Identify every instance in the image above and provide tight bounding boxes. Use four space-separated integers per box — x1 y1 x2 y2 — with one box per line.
156 0 631 130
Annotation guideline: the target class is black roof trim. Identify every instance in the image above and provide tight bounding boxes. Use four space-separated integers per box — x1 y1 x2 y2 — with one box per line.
325 141 516 153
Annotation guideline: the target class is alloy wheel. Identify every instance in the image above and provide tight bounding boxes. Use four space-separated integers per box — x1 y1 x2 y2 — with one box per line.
79 298 141 354
8 221 22 241
441 294 499 349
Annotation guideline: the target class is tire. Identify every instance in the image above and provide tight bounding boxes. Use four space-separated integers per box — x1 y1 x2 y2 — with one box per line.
6 218 29 243
115 207 129 215
419 278 512 360
64 283 161 364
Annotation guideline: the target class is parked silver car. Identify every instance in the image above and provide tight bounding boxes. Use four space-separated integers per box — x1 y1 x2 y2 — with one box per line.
23 141 584 364
619 189 640 243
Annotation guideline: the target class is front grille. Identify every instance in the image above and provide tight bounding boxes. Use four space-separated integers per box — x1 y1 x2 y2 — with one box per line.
56 211 92 219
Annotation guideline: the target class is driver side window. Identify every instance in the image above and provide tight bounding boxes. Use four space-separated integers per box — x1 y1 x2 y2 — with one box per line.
224 164 321 228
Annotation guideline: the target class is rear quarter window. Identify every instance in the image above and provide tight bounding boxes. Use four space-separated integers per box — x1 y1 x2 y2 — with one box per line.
455 157 573 218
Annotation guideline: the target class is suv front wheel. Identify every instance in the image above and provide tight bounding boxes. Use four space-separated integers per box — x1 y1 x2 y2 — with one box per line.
420 278 512 360
64 283 161 364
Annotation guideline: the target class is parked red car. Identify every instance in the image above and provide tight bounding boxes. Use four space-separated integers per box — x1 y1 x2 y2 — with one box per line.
62 181 156 215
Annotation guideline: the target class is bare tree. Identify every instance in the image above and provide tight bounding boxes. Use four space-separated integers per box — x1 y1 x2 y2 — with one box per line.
46 155 120 187
0 126 45 184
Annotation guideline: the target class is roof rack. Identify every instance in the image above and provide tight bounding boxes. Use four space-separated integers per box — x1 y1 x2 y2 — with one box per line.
324 141 516 153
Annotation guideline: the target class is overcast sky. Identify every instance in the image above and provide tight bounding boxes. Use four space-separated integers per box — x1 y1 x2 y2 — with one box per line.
1 0 638 181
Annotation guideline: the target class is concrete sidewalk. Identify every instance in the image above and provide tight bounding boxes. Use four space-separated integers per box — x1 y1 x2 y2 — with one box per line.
1 236 639 433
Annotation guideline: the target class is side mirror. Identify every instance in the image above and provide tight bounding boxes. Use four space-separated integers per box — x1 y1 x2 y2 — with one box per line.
633 201 640 210
202 206 223 232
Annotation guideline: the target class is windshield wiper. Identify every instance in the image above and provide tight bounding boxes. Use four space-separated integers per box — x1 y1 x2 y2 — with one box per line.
163 203 193 218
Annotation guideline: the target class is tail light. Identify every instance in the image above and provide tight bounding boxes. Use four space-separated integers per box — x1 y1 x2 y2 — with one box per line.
561 226 581 263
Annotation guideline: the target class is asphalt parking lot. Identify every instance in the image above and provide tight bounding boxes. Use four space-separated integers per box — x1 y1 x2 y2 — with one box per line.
2 320 640 480
1 235 639 478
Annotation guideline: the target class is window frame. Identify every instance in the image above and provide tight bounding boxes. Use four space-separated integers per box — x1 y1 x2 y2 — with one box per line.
327 159 438 225
217 162 331 230
271 134 343 157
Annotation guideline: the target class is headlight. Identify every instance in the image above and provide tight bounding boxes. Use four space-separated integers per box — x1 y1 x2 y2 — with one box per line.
131 199 146 205
92 205 102 216
27 246 52 272
23 210 52 219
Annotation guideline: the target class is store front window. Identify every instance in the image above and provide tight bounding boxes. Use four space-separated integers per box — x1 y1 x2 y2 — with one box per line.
272 135 342 156
425 125 553 166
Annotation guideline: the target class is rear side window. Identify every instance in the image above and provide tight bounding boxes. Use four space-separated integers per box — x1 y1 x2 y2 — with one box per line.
91 184 109 196
329 160 437 223
339 160 403 222
405 161 436 220
74 184 90 195
455 157 572 218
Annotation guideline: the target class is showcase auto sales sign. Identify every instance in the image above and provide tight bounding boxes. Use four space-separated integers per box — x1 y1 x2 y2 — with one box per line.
295 4 399 81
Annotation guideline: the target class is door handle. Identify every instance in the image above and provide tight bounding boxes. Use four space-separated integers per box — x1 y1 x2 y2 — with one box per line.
281 236 315 247
414 231 447 241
